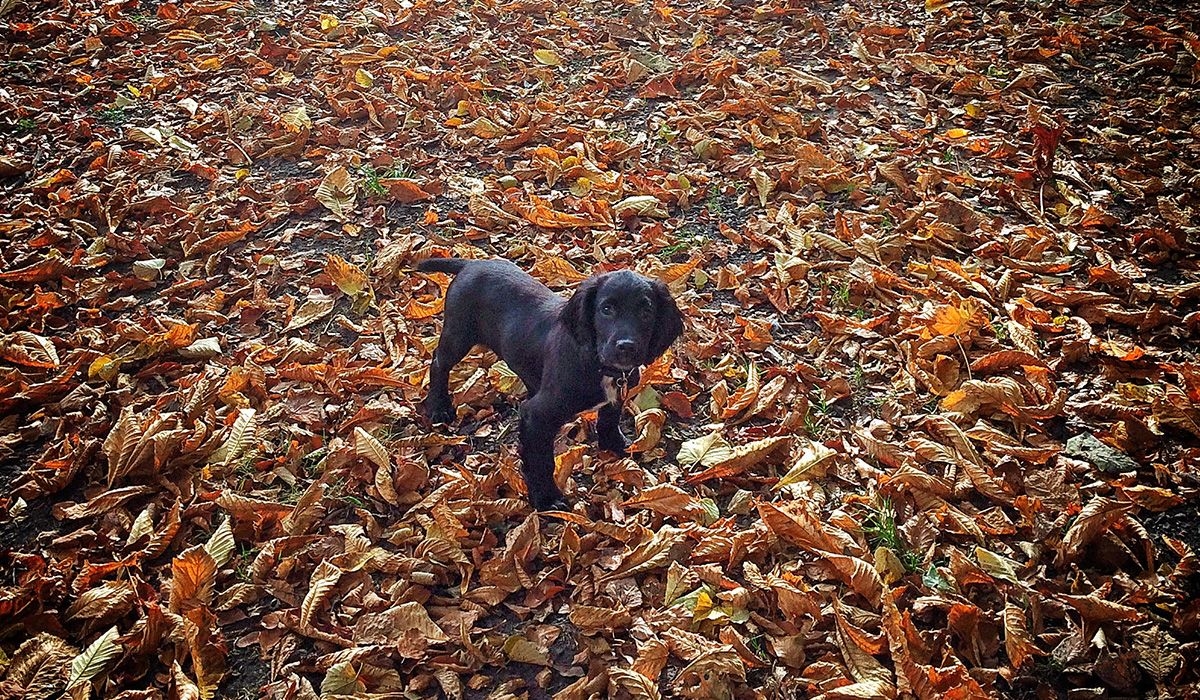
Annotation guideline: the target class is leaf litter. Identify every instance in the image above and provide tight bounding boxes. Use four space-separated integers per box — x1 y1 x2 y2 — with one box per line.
1 0 1199 697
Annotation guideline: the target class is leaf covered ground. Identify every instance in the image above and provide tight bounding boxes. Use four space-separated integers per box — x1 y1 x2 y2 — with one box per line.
2 0 1199 697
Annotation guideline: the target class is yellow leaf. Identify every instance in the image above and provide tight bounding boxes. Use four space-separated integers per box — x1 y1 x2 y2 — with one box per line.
944 127 970 139
204 517 235 567
975 546 1020 584
87 355 121 384
533 48 562 66
319 13 339 31
354 68 374 87
873 546 905 585
676 431 732 468
775 439 836 489
325 253 369 296
489 361 526 394
503 635 551 665
531 255 588 285
612 195 669 218
280 105 311 132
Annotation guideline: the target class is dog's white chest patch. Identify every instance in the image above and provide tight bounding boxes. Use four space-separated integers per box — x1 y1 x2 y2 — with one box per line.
592 376 620 411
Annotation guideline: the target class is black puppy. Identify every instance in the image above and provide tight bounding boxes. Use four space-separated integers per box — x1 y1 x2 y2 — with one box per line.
417 258 684 510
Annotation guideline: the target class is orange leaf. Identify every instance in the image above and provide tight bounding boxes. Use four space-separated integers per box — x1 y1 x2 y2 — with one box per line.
379 178 433 203
325 254 369 296
0 255 71 283
685 436 790 484
169 546 217 613
622 483 703 520
720 363 761 420
660 391 693 417
531 255 589 285
637 74 680 98
406 297 444 319
519 196 601 229
0 331 59 368
185 224 252 258
1061 496 1131 561
929 299 983 337
969 350 1046 373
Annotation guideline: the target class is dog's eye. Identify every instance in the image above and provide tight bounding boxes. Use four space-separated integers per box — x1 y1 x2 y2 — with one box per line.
600 303 615 316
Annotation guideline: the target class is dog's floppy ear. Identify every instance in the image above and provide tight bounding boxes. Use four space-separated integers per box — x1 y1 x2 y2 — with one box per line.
562 275 601 348
646 279 684 362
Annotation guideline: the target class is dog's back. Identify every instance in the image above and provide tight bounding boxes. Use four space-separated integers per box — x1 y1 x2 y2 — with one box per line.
418 258 560 392
418 258 561 314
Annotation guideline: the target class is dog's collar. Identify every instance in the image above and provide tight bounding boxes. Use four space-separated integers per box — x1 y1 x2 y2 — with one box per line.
600 365 637 384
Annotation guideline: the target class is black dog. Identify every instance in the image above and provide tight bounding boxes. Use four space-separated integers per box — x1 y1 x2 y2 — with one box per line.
417 258 684 510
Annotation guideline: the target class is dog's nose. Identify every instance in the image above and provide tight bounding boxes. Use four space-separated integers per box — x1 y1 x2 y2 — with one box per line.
615 339 636 356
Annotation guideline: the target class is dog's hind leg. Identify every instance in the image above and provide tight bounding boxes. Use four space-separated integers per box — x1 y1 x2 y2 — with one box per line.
423 316 474 424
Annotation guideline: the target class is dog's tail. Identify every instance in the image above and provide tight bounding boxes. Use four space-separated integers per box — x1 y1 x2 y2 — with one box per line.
417 258 469 275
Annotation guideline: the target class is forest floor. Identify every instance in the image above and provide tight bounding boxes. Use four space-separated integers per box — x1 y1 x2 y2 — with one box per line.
1 0 1199 698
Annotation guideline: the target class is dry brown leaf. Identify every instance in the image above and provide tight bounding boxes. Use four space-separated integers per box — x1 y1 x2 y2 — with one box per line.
169 546 217 613
1061 497 1131 561
315 166 357 219
1003 601 1038 668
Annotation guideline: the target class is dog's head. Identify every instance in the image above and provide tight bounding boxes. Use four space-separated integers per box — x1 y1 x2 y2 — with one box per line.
563 270 684 371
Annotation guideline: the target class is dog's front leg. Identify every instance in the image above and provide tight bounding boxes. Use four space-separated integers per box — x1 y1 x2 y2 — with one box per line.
518 397 570 511
596 403 628 457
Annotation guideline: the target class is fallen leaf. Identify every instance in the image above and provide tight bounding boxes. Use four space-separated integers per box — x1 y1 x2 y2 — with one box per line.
316 167 357 219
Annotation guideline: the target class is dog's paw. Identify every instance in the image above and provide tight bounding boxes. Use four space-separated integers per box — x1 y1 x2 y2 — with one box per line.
421 397 455 424
429 407 455 424
530 490 569 512
537 497 570 513
598 433 629 457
